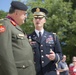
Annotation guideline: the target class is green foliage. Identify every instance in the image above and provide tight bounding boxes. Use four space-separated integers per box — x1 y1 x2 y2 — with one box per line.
21 0 76 64
63 0 76 9
0 10 7 19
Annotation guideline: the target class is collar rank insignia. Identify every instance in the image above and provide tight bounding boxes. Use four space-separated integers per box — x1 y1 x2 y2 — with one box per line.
10 20 17 26
0 23 5 33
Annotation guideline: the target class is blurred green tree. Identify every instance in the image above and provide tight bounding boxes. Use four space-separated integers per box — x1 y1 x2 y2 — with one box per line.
21 0 76 64
0 10 7 19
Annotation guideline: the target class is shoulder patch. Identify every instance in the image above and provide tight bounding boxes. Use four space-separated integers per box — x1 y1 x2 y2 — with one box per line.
10 20 17 26
0 24 5 33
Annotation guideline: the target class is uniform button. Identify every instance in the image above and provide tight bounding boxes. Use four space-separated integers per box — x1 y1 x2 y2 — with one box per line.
22 65 25 69
50 45 52 47
41 45 43 47
34 62 36 64
21 37 24 39
41 55 44 58
41 50 43 52
42 61 44 63
33 52 35 54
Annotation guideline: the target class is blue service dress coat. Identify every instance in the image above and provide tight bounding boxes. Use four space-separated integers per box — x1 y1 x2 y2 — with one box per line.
28 31 62 75
0 18 36 75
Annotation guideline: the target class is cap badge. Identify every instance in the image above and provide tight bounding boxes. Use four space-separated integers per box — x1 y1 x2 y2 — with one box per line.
36 8 40 12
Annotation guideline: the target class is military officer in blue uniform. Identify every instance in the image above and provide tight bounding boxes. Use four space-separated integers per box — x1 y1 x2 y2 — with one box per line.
0 1 36 75
28 7 62 75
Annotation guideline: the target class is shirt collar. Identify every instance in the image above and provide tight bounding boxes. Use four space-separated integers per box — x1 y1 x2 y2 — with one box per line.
35 29 44 37
6 16 18 25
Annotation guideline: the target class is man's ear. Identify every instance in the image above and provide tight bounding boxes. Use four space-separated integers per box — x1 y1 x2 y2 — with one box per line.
44 18 46 23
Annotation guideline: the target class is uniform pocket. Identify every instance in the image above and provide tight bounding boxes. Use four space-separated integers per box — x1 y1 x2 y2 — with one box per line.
31 42 37 49
16 60 33 69
46 43 54 47
16 34 25 40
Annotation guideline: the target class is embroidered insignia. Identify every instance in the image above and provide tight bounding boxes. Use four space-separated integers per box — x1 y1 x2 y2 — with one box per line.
18 34 24 37
36 8 40 12
10 20 17 26
46 35 54 44
0 25 5 33
17 34 24 39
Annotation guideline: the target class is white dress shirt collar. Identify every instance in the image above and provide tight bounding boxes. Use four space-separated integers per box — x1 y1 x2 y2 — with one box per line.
35 29 44 37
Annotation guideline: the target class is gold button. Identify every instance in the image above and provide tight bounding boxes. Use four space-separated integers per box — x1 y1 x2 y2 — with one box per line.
41 45 43 46
41 55 44 58
22 65 25 69
41 50 43 52
33 52 35 54
42 61 44 63
34 62 36 64
21 37 24 39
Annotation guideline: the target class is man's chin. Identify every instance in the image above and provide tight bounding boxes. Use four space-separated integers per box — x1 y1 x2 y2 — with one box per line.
36 24 41 27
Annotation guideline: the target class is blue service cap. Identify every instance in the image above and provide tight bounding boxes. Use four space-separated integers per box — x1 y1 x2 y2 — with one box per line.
11 1 28 11
31 7 48 16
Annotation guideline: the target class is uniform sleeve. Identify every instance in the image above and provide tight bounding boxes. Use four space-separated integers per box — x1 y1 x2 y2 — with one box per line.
54 35 63 63
0 23 18 75
58 62 62 68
